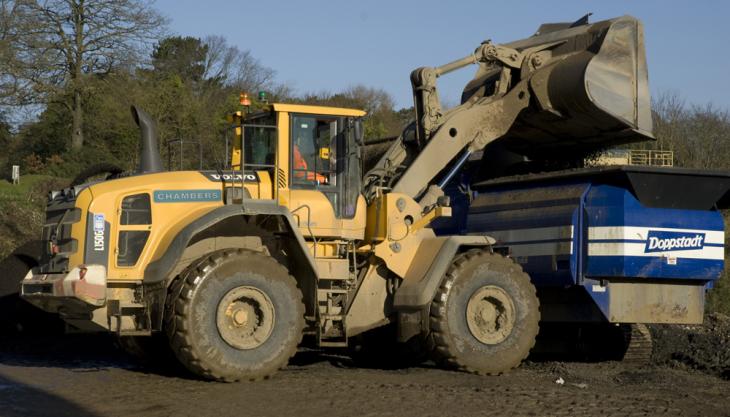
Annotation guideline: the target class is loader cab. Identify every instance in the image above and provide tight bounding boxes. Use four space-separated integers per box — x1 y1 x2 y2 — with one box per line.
289 113 363 219
232 103 367 240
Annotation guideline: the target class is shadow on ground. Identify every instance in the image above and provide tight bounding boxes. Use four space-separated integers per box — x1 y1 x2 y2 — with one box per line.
0 372 102 417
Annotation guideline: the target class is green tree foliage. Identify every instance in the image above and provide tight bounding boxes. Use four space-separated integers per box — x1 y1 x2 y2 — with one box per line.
5 34 296 177
21 110 68 158
139 36 286 170
1 0 167 150
0 112 12 172
704 210 730 316
0 113 11 148
152 37 209 83
3 11 412 177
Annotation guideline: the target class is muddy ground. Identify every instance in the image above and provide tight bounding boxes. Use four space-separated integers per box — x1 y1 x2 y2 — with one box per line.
651 314 730 380
1 318 730 417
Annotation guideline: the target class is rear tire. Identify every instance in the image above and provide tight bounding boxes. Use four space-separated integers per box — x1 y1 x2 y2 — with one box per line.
167 249 304 382
430 250 539 375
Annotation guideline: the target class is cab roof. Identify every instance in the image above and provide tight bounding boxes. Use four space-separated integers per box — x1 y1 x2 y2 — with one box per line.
272 103 366 117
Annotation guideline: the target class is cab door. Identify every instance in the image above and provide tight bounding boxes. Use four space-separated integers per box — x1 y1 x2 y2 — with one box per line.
287 113 365 239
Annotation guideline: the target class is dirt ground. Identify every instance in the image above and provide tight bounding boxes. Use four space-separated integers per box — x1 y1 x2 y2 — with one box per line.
0 328 729 417
651 314 730 380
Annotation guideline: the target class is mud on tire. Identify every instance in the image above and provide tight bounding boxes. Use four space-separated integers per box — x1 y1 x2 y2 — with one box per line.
430 249 539 375
166 249 304 382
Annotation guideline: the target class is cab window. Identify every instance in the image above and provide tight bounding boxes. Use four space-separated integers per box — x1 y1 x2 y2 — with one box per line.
291 115 337 186
290 114 361 219
243 113 277 169
117 193 151 267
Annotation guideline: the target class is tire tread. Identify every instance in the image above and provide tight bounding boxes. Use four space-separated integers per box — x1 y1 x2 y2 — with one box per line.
166 249 304 382
429 249 540 375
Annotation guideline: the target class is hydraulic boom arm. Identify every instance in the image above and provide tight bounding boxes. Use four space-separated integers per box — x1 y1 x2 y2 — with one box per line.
365 15 653 210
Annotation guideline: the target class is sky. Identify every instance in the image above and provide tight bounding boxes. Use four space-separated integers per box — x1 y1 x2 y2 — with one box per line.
155 0 730 110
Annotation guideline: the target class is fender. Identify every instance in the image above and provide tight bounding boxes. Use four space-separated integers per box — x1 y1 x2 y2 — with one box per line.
393 235 492 342
144 200 318 285
394 235 492 310
142 200 321 330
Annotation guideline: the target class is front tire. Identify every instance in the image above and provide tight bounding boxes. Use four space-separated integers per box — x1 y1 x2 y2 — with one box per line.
167 249 304 381
430 250 539 375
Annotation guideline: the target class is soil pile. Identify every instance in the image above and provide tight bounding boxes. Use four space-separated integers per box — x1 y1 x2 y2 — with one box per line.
651 313 730 379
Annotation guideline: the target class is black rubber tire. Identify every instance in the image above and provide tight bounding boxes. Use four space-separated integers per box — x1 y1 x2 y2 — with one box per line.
167 249 304 382
430 249 540 375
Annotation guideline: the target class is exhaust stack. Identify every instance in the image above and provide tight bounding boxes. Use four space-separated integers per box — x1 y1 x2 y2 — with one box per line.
131 106 163 174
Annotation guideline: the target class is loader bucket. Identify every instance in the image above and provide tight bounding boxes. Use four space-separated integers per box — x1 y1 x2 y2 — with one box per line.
463 15 653 159
583 17 652 139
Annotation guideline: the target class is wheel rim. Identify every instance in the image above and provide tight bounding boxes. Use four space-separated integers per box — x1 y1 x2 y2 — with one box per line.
465 285 516 345
216 286 275 350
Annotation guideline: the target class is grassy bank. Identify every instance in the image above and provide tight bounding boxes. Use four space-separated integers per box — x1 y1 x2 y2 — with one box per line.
0 175 69 259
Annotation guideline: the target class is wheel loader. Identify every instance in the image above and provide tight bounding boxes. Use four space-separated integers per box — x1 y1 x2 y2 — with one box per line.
21 15 657 380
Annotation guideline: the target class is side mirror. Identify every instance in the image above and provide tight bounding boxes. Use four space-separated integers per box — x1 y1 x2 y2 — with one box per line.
354 119 364 146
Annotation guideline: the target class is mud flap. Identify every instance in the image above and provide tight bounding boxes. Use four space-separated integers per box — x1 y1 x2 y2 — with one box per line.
393 235 491 342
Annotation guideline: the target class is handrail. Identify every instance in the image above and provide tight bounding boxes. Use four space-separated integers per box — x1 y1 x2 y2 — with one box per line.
629 149 673 167
290 204 318 257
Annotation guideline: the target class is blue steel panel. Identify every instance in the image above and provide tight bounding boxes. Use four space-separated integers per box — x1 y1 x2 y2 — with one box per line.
572 202 583 284
588 257 723 280
582 279 610 320
464 183 588 287
467 206 576 231
586 185 724 229
437 180 724 291
584 185 724 280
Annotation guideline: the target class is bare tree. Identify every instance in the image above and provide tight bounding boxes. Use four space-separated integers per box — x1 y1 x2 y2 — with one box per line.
6 0 166 149
202 35 276 93
651 91 687 152
651 92 730 170
301 85 395 114
0 0 33 105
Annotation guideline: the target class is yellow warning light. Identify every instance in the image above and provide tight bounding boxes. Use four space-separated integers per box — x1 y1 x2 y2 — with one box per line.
239 92 251 107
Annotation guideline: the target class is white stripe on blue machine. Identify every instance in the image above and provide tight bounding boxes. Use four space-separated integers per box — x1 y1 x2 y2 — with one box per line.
153 189 222 203
587 226 724 261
